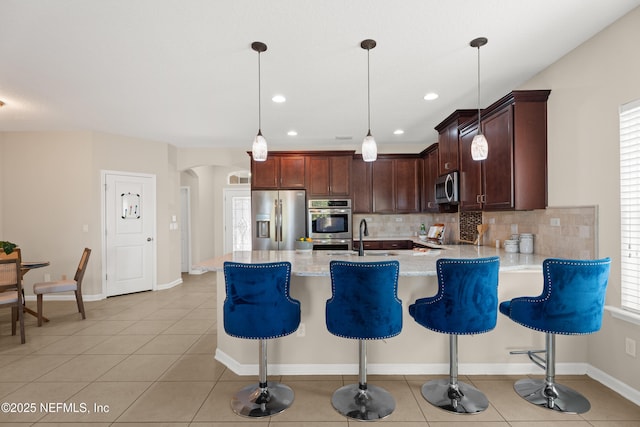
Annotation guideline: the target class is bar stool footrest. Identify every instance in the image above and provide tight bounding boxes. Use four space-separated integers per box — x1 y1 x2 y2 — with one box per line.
421 379 489 414
513 378 590 414
231 382 294 418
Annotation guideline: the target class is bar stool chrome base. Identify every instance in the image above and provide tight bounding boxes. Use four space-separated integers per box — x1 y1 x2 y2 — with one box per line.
421 379 489 414
231 382 294 418
513 378 590 414
331 384 396 421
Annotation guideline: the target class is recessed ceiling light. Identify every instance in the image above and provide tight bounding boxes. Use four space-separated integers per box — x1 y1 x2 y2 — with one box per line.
272 95 286 103
424 92 439 101
393 129 404 135
287 130 298 136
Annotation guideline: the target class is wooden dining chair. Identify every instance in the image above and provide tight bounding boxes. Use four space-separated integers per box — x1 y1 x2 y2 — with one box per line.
0 257 26 343
33 248 91 326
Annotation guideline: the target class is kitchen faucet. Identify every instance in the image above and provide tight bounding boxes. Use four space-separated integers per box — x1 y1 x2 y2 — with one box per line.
358 218 369 256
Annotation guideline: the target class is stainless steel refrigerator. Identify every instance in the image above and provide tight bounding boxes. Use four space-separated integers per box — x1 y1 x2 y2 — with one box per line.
252 190 306 250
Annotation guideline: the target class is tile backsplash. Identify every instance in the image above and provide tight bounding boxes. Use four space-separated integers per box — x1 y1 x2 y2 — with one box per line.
353 205 597 259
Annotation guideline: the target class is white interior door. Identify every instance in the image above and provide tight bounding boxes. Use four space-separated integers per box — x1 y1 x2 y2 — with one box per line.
104 171 156 297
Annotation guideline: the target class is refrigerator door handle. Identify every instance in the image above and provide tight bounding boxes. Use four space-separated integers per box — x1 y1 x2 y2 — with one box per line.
274 199 280 242
278 199 283 242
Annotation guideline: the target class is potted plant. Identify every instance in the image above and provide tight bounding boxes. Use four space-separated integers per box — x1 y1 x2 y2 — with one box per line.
0 240 18 255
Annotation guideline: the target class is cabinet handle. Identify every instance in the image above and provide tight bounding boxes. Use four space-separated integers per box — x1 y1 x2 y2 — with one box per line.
476 195 482 203
444 162 451 170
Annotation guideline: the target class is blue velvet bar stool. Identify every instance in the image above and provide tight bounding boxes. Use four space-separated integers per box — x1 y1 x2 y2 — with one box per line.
409 256 500 414
326 260 402 421
222 261 301 417
499 257 611 414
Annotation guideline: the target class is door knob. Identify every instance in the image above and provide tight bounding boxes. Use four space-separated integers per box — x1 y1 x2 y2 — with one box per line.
147 237 153 242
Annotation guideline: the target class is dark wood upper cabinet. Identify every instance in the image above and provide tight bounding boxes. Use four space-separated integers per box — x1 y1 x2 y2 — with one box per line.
459 124 483 211
351 156 372 213
394 158 421 213
372 158 395 213
435 110 476 176
370 155 421 214
250 152 306 189
458 90 550 211
307 154 351 197
420 144 440 212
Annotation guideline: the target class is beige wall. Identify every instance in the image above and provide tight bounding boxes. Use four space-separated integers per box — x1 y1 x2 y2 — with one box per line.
0 130 181 296
520 6 640 390
1 4 639 394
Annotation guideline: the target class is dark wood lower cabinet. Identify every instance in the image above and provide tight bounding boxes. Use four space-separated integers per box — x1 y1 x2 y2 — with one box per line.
352 240 413 251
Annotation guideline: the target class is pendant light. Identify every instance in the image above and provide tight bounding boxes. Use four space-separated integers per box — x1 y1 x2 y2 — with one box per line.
361 39 377 162
470 37 489 161
251 41 268 162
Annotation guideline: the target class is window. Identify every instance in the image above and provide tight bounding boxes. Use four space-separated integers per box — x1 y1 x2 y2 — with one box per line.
228 170 250 185
620 99 640 313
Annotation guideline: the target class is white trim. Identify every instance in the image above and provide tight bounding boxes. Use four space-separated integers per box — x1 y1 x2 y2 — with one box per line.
156 277 183 291
25 278 183 302
215 348 583 376
215 348 639 406
605 305 640 326
588 364 640 406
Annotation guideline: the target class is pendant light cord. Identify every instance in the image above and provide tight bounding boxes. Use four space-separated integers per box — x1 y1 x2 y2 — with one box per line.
367 46 371 133
476 45 481 133
258 50 262 132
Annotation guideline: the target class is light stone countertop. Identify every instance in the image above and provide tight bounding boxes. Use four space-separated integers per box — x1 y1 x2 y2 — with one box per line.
197 245 545 277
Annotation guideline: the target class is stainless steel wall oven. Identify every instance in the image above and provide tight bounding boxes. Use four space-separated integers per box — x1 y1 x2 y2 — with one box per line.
307 199 352 250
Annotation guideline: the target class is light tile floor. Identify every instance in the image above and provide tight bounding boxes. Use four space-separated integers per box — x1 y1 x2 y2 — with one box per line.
1 272 639 426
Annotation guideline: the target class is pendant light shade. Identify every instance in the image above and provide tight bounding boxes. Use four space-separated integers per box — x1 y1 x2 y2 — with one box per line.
251 41 268 162
470 37 488 161
252 131 268 161
361 39 377 162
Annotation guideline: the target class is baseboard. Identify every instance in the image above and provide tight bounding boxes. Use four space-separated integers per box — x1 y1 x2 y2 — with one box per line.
156 277 183 291
587 365 640 406
214 348 639 405
23 277 184 302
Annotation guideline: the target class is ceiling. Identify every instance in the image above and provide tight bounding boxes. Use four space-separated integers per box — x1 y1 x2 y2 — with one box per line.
1 1 639 153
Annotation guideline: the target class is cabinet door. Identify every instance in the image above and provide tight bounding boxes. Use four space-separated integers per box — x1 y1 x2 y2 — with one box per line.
372 159 395 213
382 240 412 250
329 156 351 196
251 157 279 189
424 148 439 212
354 240 383 251
458 126 483 211
438 122 459 175
395 158 421 213
307 157 330 196
351 158 372 213
279 156 306 188
482 107 514 210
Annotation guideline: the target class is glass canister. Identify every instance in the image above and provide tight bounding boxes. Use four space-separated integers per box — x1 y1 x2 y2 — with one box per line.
519 233 534 254
503 239 519 253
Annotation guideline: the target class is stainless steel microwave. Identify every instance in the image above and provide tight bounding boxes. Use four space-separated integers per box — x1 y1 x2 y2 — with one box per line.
435 171 459 204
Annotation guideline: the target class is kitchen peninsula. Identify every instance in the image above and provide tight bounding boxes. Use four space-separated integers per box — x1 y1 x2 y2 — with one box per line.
200 247 593 377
